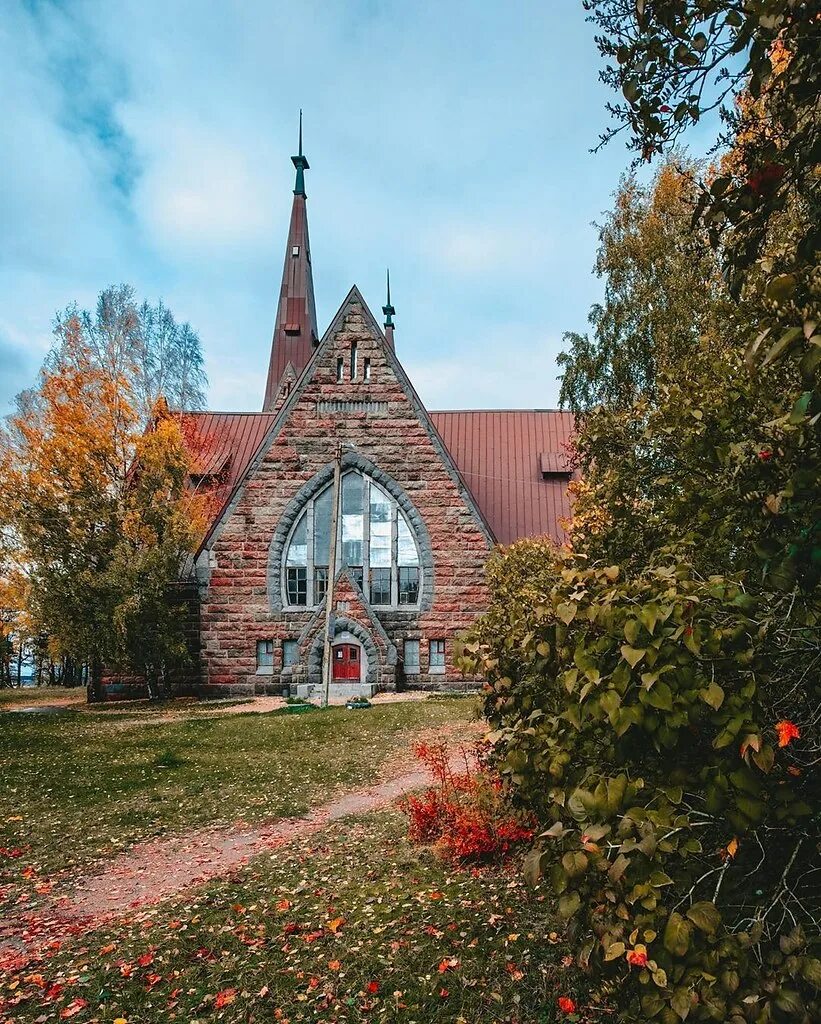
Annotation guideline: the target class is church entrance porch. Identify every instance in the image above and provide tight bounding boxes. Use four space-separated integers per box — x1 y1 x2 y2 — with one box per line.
332 643 361 682
298 621 390 701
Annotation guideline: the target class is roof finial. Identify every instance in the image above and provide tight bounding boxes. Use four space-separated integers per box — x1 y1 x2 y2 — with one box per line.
292 109 309 196
382 268 396 348
382 268 395 327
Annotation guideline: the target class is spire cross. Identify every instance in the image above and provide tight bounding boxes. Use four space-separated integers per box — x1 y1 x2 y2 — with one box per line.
292 109 309 196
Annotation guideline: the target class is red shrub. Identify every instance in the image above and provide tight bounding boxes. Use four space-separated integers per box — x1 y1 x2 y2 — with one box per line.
403 742 535 862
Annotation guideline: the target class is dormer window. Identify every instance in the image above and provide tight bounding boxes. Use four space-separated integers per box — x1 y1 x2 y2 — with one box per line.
539 451 571 478
292 245 300 257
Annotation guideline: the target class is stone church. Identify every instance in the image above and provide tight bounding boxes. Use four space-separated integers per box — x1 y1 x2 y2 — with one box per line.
169 137 573 699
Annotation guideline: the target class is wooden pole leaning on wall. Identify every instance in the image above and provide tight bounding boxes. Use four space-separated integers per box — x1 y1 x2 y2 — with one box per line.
321 443 343 709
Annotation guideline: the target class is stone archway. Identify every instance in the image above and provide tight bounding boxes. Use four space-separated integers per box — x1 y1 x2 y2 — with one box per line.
305 616 385 691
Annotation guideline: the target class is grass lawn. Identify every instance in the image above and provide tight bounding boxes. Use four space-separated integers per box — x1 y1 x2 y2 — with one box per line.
0 687 85 707
0 698 477 880
0 812 574 1024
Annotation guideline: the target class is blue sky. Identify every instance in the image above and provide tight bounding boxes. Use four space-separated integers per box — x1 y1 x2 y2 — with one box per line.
0 0 717 415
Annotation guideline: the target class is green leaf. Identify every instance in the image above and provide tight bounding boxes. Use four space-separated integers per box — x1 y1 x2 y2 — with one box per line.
774 990 804 1013
700 682 724 710
523 847 544 887
686 901 721 934
671 986 692 1020
639 603 659 634
763 326 802 366
620 645 646 668
663 912 691 957
600 689 621 725
562 851 588 878
788 391 812 425
556 602 577 625
643 680 673 711
608 853 630 882
558 891 581 918
641 991 665 1017
624 618 641 644
801 958 821 988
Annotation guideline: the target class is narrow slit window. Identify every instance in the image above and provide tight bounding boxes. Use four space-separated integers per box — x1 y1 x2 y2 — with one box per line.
363 357 371 383
350 342 358 380
336 357 344 383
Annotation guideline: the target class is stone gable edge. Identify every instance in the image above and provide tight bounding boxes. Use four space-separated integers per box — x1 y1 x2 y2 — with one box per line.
196 285 496 566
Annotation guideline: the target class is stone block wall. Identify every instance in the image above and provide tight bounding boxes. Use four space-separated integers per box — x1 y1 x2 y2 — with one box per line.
197 299 491 696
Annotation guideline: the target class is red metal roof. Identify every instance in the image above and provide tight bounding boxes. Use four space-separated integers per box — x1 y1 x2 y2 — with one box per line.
262 192 319 410
181 408 574 546
430 410 575 545
180 411 277 513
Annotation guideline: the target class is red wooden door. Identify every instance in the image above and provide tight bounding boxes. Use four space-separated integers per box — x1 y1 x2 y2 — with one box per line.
332 644 360 681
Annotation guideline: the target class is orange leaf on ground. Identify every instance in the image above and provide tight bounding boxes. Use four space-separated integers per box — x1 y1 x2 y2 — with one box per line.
59 999 88 1019
326 916 345 933
214 987 237 1009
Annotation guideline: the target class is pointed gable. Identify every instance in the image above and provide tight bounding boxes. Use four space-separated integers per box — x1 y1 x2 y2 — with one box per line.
202 286 494 555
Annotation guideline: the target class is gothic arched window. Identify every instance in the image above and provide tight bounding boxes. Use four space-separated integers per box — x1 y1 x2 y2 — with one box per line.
283 470 421 608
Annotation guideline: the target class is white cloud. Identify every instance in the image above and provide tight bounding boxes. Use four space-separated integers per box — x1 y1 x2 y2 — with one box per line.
405 325 564 410
1 0 654 416
131 123 278 255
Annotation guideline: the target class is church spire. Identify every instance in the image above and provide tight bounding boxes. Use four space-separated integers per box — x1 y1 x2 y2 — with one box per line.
263 114 319 411
292 109 308 196
382 268 395 349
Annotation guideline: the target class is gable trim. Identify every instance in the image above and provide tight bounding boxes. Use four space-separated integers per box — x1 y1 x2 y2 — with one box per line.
201 285 496 554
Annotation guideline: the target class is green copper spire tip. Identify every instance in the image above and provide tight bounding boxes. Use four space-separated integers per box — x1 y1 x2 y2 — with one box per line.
382 268 395 327
292 109 309 196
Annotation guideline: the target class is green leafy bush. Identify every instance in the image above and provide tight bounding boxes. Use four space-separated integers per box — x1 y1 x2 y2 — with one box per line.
462 544 819 1020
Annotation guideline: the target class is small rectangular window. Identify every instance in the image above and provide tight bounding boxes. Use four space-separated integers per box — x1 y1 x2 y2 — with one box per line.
429 639 446 672
286 567 307 605
336 357 344 383
256 639 274 669
370 567 391 605
404 639 420 672
399 566 419 605
350 342 358 379
292 245 300 257
314 567 328 604
363 357 371 382
282 640 299 667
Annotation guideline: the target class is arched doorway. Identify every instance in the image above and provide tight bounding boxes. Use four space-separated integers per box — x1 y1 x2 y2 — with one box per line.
332 642 362 681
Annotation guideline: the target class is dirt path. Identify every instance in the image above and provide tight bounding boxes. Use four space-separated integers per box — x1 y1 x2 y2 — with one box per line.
0 755 470 971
